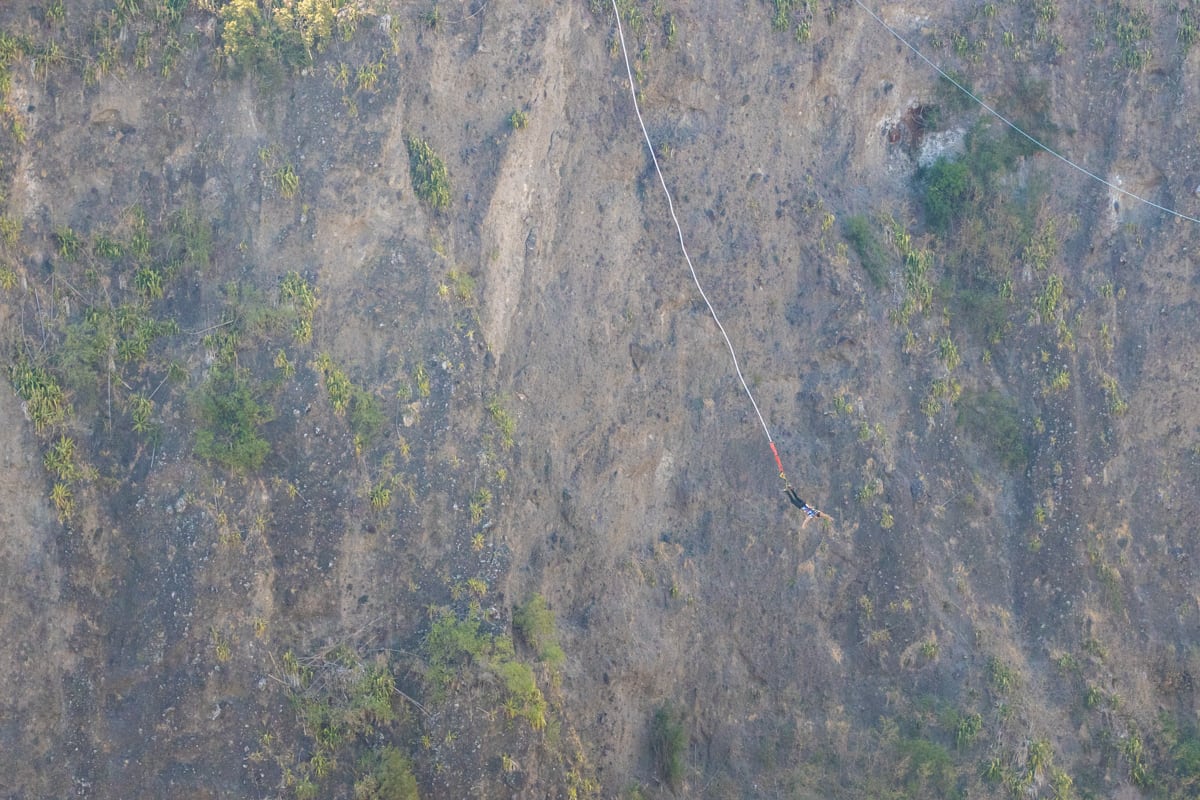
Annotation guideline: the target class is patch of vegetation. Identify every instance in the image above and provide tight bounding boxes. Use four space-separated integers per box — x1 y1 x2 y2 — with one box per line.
278 270 318 343
274 162 299 198
663 12 678 46
986 656 1020 695
938 335 961 371
405 136 451 211
423 606 548 731
954 711 982 750
885 216 935 324
421 4 442 30
919 110 1045 236
314 352 354 414
313 353 385 447
959 287 1009 344
486 396 515 449
1159 714 1200 797
357 56 386 92
1180 4 1200 51
468 487 491 524
956 390 1028 472
1045 367 1070 394
194 362 273 473
508 109 528 130
1124 730 1151 788
413 362 431 398
894 737 955 796
369 479 393 511
260 644 410 799
349 388 385 441
8 356 70 433
914 115 1055 348
843 214 889 288
355 745 420 800
1093 4 1153 71
494 658 548 731
1100 373 1128 416
0 216 21 249
767 0 817 40
54 226 84 261
1034 273 1065 323
1026 736 1053 783
128 393 157 437
218 0 369 76
649 702 687 790
920 158 975 234
49 481 74 522
513 594 565 667
442 269 475 303
42 434 79 481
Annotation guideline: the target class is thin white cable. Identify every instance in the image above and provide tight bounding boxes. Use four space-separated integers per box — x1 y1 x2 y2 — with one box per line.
853 0 1200 225
610 0 776 445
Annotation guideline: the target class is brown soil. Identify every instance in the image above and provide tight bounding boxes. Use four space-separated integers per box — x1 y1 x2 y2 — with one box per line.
1 1 1198 798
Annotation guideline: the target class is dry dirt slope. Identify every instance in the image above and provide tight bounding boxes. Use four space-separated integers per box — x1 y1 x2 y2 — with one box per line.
0 0 1198 798
492 1 1200 794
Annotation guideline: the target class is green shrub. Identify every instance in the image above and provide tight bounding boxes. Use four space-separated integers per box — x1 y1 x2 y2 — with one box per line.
468 487 491 524
129 393 156 435
919 110 1045 236
274 163 299 198
1124 732 1151 787
9 356 70 432
367 746 420 800
0 216 20 249
43 434 78 480
423 606 548 728
54 226 84 261
963 127 1037 189
194 363 273 472
423 608 490 693
895 737 955 795
92 233 122 260
134 265 165 299
959 287 1008 343
315 353 353 413
349 388 384 440
1027 736 1053 782
486 396 515 448
1035 273 1064 322
955 711 983 749
650 703 687 789
219 0 276 74
843 214 889 288
921 158 975 233
406 136 451 211
1174 736 1200 790
220 0 365 76
956 390 1028 472
496 658 548 730
220 0 362 75
513 594 565 666
986 656 1020 694
279 270 317 342
171 208 212 269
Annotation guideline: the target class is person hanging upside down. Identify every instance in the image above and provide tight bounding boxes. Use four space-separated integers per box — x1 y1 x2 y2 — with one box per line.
784 484 830 526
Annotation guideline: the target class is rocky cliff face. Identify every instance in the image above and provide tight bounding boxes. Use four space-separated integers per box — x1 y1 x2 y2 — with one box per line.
1 1 1197 798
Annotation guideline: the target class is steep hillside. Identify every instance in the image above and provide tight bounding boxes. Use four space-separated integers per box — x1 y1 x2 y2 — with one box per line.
0 1 1198 798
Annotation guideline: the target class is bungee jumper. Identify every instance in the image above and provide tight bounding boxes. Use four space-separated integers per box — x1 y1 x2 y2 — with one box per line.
784 483 830 526
771 443 829 524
